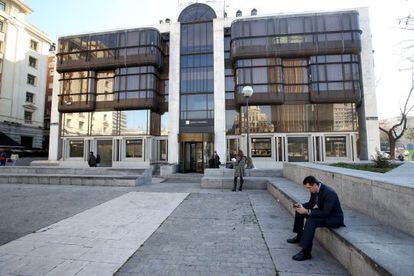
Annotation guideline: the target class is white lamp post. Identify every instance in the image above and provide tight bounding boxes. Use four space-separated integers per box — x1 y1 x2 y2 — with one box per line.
242 86 254 163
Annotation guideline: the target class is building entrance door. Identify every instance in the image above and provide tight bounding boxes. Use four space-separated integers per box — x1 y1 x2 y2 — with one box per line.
96 140 112 167
183 142 204 173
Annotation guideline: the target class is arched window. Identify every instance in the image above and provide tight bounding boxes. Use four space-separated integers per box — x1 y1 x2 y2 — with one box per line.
178 3 216 23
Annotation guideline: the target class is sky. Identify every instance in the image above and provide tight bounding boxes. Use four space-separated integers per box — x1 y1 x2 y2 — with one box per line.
24 0 414 119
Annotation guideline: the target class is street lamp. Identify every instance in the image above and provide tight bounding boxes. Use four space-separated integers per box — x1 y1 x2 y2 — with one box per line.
242 86 253 167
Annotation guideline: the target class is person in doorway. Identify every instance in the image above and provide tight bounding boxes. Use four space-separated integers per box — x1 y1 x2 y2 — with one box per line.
287 175 345 261
10 152 19 166
212 151 220 168
232 149 246 192
88 152 97 167
96 154 101 167
0 149 7 166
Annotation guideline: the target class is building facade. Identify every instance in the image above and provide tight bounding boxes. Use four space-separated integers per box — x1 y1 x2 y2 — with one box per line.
0 0 53 149
49 1 380 170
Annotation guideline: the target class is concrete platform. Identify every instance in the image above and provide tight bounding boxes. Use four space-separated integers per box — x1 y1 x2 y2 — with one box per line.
267 177 414 276
0 167 152 187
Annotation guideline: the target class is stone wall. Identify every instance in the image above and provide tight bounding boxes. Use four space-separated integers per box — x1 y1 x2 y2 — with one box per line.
283 163 414 236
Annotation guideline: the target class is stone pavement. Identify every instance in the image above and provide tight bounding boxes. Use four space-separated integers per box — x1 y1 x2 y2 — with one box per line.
116 192 277 275
0 192 188 276
0 184 136 246
116 191 347 275
0 181 348 275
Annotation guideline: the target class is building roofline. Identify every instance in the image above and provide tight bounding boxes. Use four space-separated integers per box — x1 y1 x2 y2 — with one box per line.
58 27 160 40
13 0 33 14
57 6 369 39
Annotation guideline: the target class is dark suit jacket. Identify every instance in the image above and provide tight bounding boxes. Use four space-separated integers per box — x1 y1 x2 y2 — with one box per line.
303 183 345 226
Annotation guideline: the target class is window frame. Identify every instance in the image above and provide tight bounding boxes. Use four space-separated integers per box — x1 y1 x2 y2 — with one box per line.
28 56 37 68
25 92 34 103
24 110 33 124
27 74 36 86
30 39 39 52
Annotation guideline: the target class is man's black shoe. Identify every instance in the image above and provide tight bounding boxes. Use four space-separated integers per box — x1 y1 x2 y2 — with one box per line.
232 189 236 192
286 236 301 244
292 250 312 261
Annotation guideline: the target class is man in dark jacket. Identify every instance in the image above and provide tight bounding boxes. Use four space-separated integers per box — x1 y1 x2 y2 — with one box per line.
287 175 345 261
88 152 97 167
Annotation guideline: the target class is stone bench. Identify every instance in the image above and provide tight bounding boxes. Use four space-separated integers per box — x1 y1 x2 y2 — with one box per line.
267 177 414 276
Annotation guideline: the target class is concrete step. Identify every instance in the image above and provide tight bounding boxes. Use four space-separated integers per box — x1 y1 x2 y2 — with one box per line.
164 173 203 183
201 176 268 190
204 168 282 178
0 166 146 176
267 177 414 276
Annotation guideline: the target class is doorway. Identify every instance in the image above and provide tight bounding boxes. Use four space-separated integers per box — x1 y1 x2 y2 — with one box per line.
183 142 204 173
96 140 112 167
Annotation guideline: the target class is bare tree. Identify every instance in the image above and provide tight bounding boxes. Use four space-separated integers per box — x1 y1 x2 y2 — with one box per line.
379 68 414 159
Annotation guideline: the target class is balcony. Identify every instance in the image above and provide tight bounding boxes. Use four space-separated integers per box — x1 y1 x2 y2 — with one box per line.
235 91 284 106
58 93 95 112
113 91 160 111
56 28 165 73
230 12 362 62
231 31 361 62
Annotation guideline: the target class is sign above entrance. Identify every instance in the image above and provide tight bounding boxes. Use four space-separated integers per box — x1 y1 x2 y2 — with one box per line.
178 133 214 142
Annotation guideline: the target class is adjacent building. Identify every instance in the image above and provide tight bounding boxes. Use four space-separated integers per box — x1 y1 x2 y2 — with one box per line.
49 1 380 170
0 0 53 149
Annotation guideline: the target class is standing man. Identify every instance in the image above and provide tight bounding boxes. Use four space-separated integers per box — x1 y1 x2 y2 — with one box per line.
88 152 97 167
287 176 345 261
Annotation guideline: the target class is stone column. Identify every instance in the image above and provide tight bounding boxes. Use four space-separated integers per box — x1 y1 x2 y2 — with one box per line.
358 7 380 160
213 19 226 161
168 23 181 164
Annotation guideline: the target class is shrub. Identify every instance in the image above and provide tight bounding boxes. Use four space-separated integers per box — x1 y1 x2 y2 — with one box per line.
371 150 391 168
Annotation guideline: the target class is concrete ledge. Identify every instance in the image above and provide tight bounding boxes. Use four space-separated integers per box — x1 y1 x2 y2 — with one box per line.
267 177 414 276
201 176 268 189
0 167 153 187
204 168 282 178
283 162 414 236
160 164 179 176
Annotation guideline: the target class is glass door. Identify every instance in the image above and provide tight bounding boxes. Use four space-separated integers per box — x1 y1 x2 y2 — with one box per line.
183 142 204 173
97 140 113 167
287 137 309 162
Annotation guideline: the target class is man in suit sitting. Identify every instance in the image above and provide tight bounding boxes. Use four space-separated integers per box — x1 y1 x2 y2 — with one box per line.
287 175 345 261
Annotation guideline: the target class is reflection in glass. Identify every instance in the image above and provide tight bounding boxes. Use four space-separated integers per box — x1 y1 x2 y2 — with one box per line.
325 136 347 157
161 113 169 135
62 113 90 136
126 139 143 158
96 71 114 102
241 106 274 133
120 110 150 135
69 140 84 158
288 137 309 162
226 110 240 135
91 111 117 136
251 138 272 157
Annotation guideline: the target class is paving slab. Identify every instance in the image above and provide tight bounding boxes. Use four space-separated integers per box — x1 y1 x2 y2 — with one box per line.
0 192 188 276
116 193 277 276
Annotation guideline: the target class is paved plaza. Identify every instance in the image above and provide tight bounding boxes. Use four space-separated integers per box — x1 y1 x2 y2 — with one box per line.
0 181 347 275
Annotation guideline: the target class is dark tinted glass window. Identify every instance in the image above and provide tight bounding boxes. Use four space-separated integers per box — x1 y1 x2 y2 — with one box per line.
178 3 216 23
